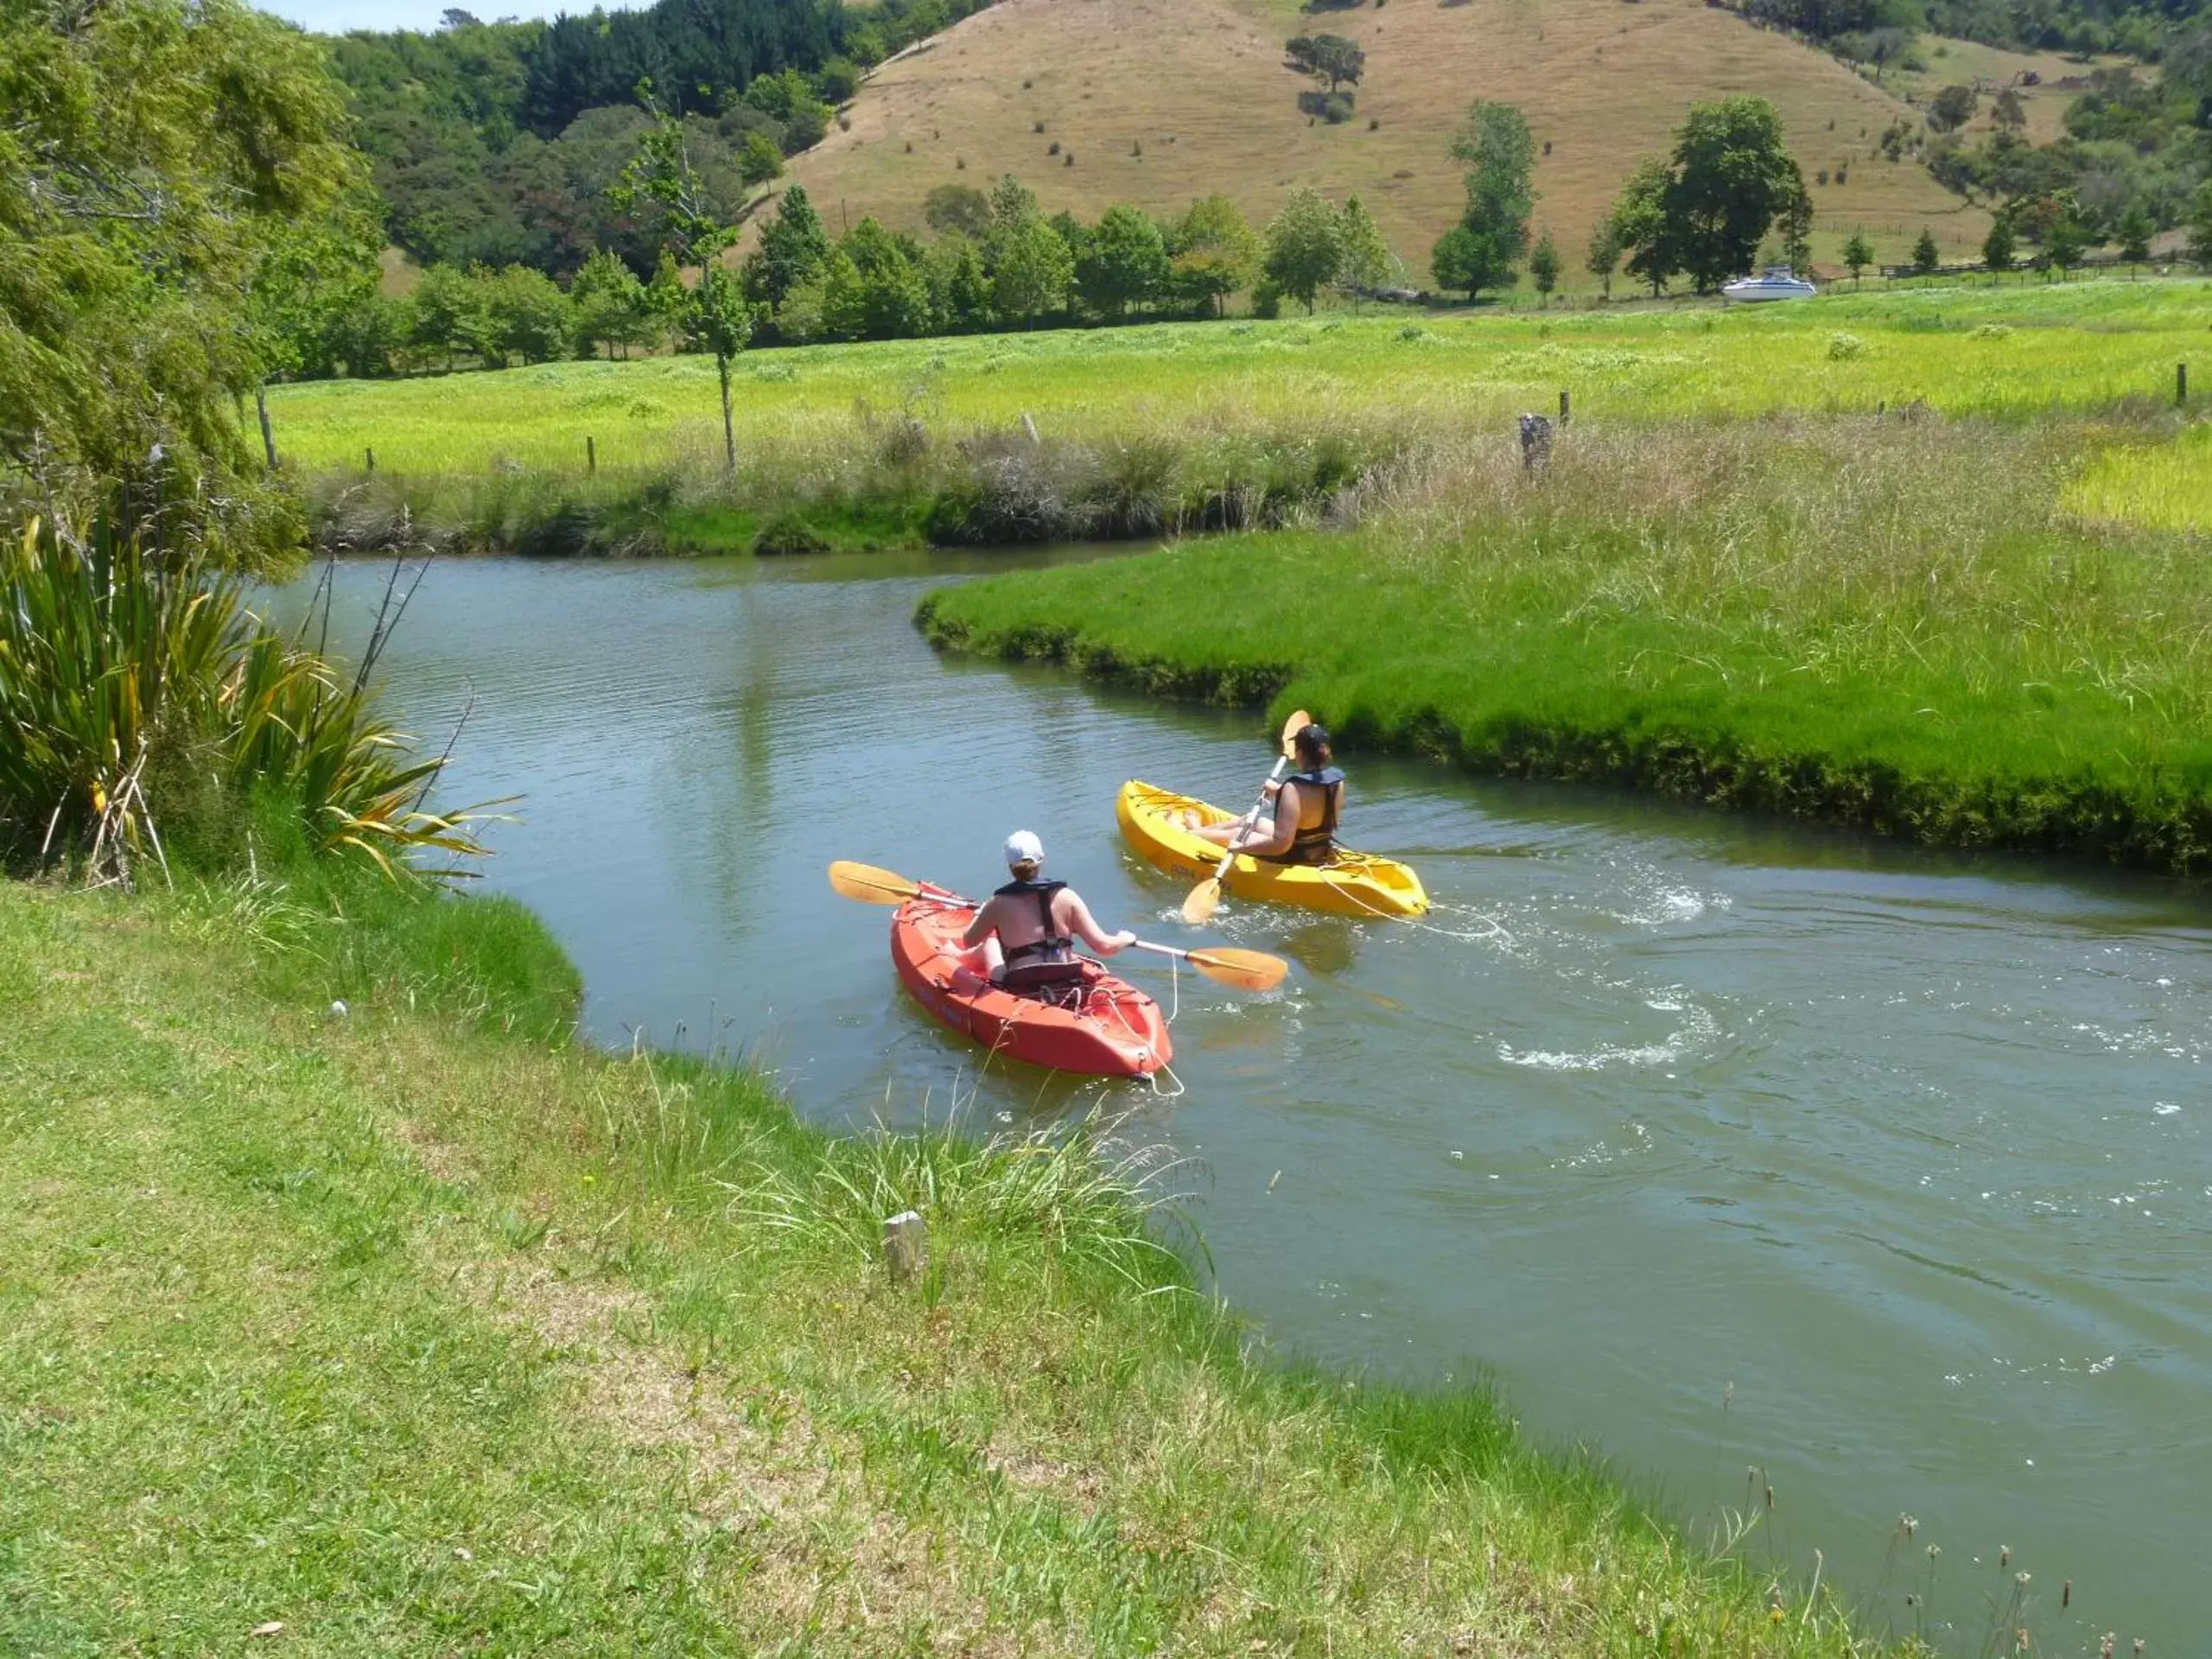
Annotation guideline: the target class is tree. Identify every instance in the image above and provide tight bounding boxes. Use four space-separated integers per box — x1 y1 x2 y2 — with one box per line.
923 237 992 331
925 183 993 239
1777 190 1814 274
1982 213 2016 275
1075 205 1171 319
1656 98 1808 293
1527 228 1560 304
1609 156 1676 296
484 264 574 363
1991 86 2027 134
1841 230 1874 284
2044 211 2091 276
1911 227 1941 274
2116 204 2154 271
1264 188 1345 313
614 104 758 472
2190 181 2212 269
737 130 785 188
2 0 360 556
839 221 933 338
1928 84 1980 132
989 217 1075 327
741 183 830 309
1170 195 1260 317
412 263 490 370
570 247 648 358
1335 197 1395 304
1283 34 1364 93
1584 218 1624 301
1446 101 1537 296
988 174 1041 234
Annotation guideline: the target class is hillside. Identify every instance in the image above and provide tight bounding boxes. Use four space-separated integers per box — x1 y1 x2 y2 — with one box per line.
782 0 1993 283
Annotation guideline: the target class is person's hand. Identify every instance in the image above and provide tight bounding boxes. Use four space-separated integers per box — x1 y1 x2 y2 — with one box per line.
1109 930 1136 953
1261 779 1282 799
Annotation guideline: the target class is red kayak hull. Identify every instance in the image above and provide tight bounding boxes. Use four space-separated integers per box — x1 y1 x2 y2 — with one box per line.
889 896 1172 1077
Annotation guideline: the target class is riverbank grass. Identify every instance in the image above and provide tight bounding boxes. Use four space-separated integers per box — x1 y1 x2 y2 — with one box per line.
0 872 1904 1653
921 410 2212 872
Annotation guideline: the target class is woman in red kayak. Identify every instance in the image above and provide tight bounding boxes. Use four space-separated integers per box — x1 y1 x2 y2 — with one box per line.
960 830 1135 995
1188 722 1345 866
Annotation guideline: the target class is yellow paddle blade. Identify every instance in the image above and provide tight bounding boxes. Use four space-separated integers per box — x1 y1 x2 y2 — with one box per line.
1279 706 1313 759
828 860 922 905
1179 877 1224 926
1185 946 1288 994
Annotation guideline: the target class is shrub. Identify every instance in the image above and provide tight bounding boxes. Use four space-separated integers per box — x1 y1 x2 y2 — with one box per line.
753 513 833 556
1826 331 1868 359
0 514 480 883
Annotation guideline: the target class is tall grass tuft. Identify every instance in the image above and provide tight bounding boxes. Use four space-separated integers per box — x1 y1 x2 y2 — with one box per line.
0 513 483 883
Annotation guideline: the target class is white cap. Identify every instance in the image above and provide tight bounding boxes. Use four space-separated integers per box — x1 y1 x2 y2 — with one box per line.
1004 830 1045 868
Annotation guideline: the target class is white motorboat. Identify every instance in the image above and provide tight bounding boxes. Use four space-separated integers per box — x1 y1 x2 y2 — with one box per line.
1720 265 1817 302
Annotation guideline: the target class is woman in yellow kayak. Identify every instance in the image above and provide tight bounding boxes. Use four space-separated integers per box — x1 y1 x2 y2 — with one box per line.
1187 722 1344 866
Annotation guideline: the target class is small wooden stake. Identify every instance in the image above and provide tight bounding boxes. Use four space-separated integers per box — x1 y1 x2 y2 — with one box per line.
365 447 375 474
1558 387 1571 427
883 1210 927 1282
2179 361 2189 407
587 435 597 474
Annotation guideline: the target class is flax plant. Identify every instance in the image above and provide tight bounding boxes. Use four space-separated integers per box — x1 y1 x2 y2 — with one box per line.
0 513 482 881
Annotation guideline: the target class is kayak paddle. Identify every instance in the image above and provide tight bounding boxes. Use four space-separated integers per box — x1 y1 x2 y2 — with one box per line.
1126 938 1288 993
1179 708 1310 925
827 860 948 905
828 861 1287 992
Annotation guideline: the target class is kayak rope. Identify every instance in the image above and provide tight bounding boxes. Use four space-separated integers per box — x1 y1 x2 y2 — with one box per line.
1327 877 1518 948
1146 1060 1185 1100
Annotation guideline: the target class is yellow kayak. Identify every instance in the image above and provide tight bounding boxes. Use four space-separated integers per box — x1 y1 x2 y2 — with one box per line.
1116 780 1430 920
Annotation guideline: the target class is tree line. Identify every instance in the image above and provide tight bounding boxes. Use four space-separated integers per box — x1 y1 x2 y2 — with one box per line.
263 176 1410 378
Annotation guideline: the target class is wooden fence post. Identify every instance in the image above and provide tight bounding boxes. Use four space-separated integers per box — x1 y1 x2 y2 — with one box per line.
587 435 597 475
365 447 375 474
2179 363 2190 408
1558 388 1571 428
883 1210 927 1282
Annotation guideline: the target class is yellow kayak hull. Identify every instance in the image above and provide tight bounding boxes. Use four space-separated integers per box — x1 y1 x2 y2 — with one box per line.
1116 779 1430 920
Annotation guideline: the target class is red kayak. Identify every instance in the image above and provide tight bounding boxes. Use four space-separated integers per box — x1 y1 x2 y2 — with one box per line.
889 893 1172 1077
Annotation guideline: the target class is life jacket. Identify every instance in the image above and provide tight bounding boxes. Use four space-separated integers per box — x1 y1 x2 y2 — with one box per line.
1262 766 1344 866
993 877 1085 994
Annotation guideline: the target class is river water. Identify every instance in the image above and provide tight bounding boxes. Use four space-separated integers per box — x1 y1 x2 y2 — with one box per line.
290 551 2211 1653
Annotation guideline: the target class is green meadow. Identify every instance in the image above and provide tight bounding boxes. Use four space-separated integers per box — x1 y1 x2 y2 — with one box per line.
273 278 2208 480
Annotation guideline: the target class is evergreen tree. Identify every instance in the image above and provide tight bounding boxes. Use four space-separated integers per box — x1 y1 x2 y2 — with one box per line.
2044 212 2091 276
1841 230 1875 284
1982 214 2015 275
1527 228 1560 304
2116 204 2154 270
1335 197 1395 306
1263 188 1344 314
737 130 785 188
571 247 648 358
924 237 992 331
2189 181 2212 270
1911 227 1941 274
742 183 831 308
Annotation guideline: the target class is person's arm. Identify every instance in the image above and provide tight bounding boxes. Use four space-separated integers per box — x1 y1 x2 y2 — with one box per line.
961 899 999 949
1236 780 1300 856
1062 892 1134 955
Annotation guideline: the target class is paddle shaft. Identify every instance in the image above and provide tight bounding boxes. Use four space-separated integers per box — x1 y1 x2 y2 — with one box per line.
1211 752 1293 871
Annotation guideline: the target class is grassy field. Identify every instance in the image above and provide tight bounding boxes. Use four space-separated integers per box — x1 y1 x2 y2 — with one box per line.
272 278 2208 481
0 868 1915 1654
788 0 1988 288
920 402 2212 872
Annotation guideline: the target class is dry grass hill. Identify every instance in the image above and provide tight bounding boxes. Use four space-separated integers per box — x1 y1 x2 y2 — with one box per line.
780 0 1993 287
